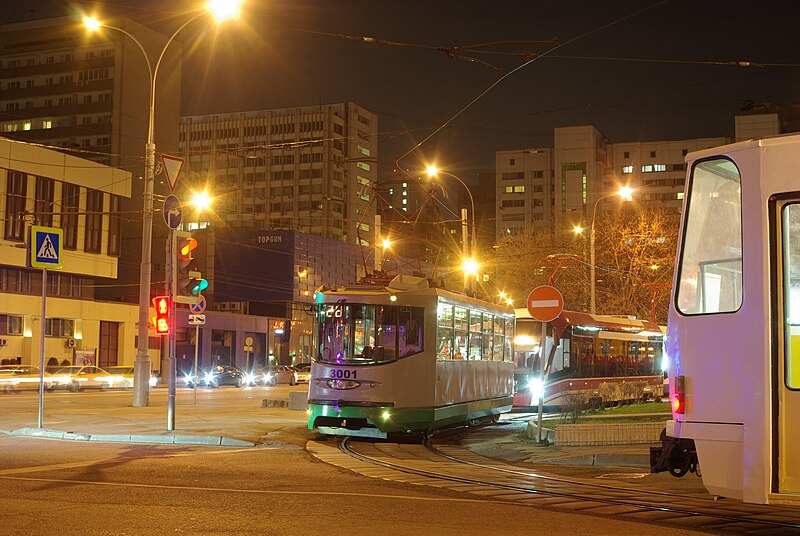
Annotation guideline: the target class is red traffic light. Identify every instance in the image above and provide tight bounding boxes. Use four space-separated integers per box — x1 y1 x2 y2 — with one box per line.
152 295 171 335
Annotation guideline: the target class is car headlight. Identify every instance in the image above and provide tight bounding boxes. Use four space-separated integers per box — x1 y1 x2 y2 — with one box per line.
263 373 273 383
244 374 255 384
204 373 215 383
527 378 544 403
149 377 158 387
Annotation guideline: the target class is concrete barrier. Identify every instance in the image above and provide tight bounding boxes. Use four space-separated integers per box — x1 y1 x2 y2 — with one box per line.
288 390 308 411
554 422 665 446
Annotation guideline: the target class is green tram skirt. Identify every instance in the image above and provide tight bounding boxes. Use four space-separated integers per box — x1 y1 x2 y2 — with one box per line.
308 396 513 438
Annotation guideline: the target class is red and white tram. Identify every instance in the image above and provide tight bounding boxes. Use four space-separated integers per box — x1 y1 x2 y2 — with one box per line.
651 133 800 505
513 308 665 409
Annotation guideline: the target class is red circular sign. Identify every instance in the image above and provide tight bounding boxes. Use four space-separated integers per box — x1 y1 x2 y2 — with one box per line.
526 285 564 322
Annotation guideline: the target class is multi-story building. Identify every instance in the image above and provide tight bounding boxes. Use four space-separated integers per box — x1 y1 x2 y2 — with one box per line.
495 147 554 237
495 126 728 240
0 16 181 303
0 136 149 368
179 102 378 246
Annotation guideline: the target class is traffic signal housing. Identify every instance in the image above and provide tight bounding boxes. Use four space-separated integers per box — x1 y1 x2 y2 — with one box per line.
152 295 171 335
174 231 206 304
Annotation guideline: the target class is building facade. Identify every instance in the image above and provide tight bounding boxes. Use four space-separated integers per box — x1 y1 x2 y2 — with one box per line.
495 126 729 240
179 102 378 247
0 136 147 368
0 15 182 304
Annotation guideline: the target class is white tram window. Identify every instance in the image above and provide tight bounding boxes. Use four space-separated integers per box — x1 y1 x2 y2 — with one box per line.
398 307 424 358
437 303 454 360
677 157 743 315
468 311 483 360
482 314 494 360
505 318 515 362
454 307 468 359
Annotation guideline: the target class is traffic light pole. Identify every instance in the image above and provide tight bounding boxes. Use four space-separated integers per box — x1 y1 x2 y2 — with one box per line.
167 230 176 431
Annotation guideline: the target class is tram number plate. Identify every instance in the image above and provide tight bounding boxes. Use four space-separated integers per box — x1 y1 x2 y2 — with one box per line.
329 369 357 380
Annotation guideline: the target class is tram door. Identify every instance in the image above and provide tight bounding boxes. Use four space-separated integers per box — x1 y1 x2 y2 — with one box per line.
775 199 800 493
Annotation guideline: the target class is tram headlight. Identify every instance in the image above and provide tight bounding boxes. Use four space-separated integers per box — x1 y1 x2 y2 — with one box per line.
527 378 544 403
382 410 391 420
327 379 360 390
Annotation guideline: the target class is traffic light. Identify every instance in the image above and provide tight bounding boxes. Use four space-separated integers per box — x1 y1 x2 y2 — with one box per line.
152 295 171 335
174 231 206 304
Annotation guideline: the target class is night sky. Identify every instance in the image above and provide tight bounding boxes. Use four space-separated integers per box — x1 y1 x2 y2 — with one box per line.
3 0 799 178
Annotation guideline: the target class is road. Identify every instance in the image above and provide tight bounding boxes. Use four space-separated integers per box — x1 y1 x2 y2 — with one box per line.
0 386 709 535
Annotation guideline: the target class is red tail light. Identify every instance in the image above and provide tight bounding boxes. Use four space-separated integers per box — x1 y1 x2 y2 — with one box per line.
673 375 686 414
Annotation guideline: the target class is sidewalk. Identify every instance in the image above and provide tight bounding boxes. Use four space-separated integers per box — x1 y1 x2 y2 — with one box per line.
0 388 308 447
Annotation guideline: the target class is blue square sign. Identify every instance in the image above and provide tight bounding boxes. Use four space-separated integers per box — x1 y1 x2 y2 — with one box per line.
30 226 63 269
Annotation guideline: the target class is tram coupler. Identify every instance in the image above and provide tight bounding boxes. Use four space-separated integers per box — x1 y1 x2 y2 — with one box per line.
650 431 698 478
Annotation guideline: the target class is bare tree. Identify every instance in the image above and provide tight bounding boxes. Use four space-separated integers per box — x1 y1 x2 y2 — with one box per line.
593 206 679 322
492 206 679 322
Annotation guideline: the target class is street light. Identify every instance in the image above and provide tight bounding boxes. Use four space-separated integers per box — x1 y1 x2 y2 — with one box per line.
84 1 242 407
589 186 633 314
426 166 478 292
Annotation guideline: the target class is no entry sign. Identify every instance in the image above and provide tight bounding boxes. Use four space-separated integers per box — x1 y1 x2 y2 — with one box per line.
526 285 564 322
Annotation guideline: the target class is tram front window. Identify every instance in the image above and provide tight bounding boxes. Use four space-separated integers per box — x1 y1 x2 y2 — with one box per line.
318 303 423 364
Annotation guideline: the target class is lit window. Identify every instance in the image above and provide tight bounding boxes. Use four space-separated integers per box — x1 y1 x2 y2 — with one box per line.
23 121 31 131
641 165 653 173
622 165 633 174
514 185 524 193
654 164 666 172
43 120 52 129
402 182 407 187
676 192 684 200
402 190 407 196
402 199 407 205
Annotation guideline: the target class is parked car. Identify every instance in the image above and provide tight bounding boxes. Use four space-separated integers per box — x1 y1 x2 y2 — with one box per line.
293 363 311 383
49 365 114 391
254 365 298 386
101 366 159 389
184 365 246 388
0 365 53 392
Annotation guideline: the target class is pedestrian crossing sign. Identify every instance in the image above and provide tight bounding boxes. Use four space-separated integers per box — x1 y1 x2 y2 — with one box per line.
30 226 63 269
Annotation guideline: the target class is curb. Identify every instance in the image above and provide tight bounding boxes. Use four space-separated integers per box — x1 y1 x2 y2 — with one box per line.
4 427 255 447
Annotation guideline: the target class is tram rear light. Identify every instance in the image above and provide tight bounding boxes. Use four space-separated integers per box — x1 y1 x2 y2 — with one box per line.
673 375 686 414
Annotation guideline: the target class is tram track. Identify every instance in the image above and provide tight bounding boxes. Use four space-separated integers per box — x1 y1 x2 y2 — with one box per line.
331 436 800 535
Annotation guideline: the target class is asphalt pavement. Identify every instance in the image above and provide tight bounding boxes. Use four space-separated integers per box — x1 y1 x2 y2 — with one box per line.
0 385 661 471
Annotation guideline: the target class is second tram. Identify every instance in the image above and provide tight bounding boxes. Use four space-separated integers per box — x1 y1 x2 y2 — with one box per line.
308 275 515 438
651 133 800 505
513 308 665 409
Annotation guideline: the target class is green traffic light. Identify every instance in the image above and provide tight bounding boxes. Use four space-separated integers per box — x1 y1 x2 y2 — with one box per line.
191 279 209 295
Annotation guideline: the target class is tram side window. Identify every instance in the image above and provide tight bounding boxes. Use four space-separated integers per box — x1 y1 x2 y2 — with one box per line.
677 157 743 315
437 303 454 360
782 203 800 389
398 306 424 358
493 316 504 361
468 311 483 360
482 314 494 360
454 307 468 360
375 306 398 361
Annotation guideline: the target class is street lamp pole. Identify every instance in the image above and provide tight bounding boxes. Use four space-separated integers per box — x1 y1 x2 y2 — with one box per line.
85 4 241 407
589 186 633 314
426 167 477 292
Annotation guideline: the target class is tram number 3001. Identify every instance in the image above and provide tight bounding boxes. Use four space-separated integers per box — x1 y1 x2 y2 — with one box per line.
329 369 357 380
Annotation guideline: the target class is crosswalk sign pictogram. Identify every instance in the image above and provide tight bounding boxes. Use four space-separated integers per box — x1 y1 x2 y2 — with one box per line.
30 226 63 269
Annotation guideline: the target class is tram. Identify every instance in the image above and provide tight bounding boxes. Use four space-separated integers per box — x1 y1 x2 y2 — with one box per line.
650 133 800 505
307 275 515 438
513 309 665 409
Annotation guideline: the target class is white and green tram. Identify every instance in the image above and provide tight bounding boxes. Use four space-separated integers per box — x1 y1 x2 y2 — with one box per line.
308 275 515 438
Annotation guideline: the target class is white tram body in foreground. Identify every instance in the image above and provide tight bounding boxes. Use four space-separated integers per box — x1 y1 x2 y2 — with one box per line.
651 133 800 505
307 275 515 438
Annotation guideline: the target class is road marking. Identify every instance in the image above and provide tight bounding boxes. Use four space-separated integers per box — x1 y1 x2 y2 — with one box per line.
0 475 507 505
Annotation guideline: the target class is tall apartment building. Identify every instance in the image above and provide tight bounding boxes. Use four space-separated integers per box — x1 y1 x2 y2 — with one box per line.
179 103 378 246
0 16 181 302
495 125 728 240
